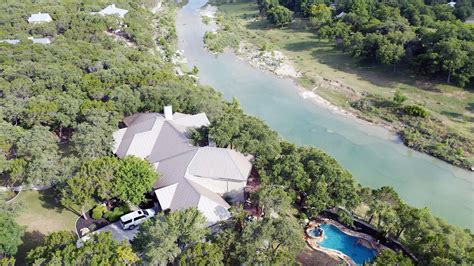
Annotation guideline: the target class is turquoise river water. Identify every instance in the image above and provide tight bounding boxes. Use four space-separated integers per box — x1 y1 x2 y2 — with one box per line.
176 0 474 230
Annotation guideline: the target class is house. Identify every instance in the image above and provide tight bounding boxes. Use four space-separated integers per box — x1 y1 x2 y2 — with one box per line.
97 4 129 18
0 39 20 44
28 37 51 44
113 106 252 225
28 13 52 24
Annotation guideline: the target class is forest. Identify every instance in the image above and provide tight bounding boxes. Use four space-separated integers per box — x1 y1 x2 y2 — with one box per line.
0 0 473 265
258 0 473 86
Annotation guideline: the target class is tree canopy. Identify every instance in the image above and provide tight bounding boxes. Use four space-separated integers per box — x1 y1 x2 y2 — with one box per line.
133 208 209 265
61 155 158 216
26 231 139 265
0 214 24 257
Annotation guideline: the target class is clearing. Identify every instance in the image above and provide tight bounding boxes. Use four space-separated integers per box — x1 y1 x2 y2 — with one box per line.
14 189 78 263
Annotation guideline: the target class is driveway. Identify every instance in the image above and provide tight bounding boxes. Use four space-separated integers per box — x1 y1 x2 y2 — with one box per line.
95 221 139 242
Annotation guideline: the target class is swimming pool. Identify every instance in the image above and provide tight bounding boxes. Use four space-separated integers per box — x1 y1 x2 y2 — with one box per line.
319 224 377 264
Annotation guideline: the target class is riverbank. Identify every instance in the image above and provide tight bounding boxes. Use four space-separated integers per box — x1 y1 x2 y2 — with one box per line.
201 4 396 133
201 2 474 171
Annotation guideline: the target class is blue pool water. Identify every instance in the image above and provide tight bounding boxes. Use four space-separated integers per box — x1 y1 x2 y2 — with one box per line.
319 224 377 264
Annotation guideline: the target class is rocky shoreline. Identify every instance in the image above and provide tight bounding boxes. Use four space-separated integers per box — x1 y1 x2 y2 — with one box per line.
200 4 398 133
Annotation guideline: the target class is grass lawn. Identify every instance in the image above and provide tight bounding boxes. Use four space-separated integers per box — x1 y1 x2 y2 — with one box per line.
214 1 474 138
14 189 79 264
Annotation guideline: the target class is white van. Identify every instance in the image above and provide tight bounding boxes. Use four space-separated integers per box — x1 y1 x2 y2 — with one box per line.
120 208 156 230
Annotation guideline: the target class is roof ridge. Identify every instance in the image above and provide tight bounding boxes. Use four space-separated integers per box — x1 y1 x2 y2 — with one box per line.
224 149 246 180
149 147 198 163
185 178 230 208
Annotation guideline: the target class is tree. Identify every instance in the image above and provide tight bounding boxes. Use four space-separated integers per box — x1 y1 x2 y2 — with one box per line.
72 109 118 160
27 231 139 265
134 216 181 265
114 156 158 205
434 38 469 83
213 228 240 264
376 40 405 70
235 216 304 264
109 85 142 116
267 5 293 27
258 185 292 216
61 156 120 218
257 0 279 16
166 208 209 246
0 214 24 257
208 101 281 166
374 249 414 266
133 208 209 265
16 125 62 185
309 4 332 28
0 193 24 217
179 242 224 266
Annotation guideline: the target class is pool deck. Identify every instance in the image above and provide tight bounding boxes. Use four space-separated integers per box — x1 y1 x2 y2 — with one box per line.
305 218 386 265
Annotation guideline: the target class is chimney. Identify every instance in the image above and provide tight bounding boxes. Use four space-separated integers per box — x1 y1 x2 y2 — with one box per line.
164 105 173 120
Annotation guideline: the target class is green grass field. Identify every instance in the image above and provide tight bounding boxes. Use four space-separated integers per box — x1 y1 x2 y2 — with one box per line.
214 1 474 138
14 189 78 263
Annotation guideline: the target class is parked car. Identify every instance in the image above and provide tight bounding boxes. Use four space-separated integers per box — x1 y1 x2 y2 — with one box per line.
120 208 156 230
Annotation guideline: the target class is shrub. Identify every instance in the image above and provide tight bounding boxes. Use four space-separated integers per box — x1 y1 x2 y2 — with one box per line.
393 90 408 104
103 205 131 222
91 205 107 220
403 105 429 118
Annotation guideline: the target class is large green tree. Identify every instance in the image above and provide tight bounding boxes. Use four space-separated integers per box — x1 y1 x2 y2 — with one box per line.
267 5 293 27
133 208 209 265
0 214 24 257
179 242 224 266
27 231 139 265
16 125 63 185
234 216 304 264
114 156 158 205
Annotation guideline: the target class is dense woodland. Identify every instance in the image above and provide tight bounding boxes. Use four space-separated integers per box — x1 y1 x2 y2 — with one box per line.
258 0 473 86
0 0 473 265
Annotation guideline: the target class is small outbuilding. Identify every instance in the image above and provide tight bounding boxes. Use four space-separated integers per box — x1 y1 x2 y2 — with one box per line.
28 13 53 24
29 37 51 44
98 4 129 18
0 39 20 44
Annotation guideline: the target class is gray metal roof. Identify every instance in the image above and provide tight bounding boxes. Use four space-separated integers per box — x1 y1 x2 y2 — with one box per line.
153 149 198 188
31 38 51 44
28 13 52 23
147 122 196 163
115 114 163 158
0 39 20 44
188 147 252 181
99 4 128 18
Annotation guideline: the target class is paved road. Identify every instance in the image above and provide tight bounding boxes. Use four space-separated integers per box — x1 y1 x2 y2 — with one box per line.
95 221 139 242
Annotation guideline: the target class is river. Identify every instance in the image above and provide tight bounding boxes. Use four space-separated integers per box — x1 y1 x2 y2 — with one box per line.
176 0 474 230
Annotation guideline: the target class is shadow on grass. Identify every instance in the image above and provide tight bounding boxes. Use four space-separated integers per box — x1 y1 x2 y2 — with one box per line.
285 40 320 52
15 230 45 265
246 18 269 30
38 189 61 211
440 111 465 120
466 103 474 113
309 45 424 89
37 189 81 217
